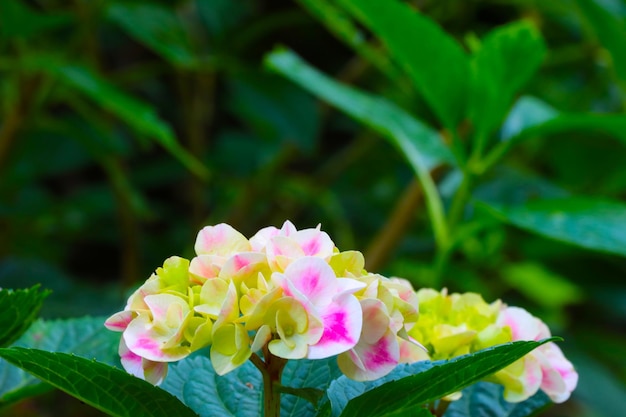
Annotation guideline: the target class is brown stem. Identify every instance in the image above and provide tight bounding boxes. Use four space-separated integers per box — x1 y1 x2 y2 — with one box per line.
179 70 215 229
435 399 450 417
364 178 423 272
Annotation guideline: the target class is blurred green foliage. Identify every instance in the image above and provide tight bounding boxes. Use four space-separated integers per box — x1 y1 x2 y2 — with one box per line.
1 0 626 416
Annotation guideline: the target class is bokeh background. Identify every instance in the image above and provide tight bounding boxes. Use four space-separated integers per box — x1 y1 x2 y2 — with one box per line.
1 0 625 415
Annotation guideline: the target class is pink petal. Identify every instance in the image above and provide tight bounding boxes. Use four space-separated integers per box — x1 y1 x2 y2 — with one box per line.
105 311 133 332
189 255 222 282
398 337 429 363
359 299 390 344
498 307 543 341
280 220 297 236
538 343 578 403
292 229 334 257
249 226 281 251
194 223 251 256
281 257 337 306
219 252 269 285
118 338 168 385
266 236 305 271
338 328 399 381
307 293 362 359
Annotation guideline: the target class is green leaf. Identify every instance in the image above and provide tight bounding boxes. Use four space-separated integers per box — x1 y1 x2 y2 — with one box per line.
161 355 261 417
196 0 255 39
0 348 198 417
502 96 626 144
518 113 626 145
0 316 120 406
469 21 546 142
0 286 50 348
334 339 555 417
445 382 551 417
501 262 584 308
265 48 454 172
483 96 626 173
479 197 626 257
500 96 559 141
227 71 321 154
161 354 341 417
281 356 343 417
337 0 469 130
55 65 209 179
0 0 72 39
294 0 400 80
265 47 454 247
106 2 196 68
575 0 626 82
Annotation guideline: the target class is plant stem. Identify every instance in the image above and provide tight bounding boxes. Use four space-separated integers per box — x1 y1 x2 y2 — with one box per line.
435 399 451 417
251 346 288 417
365 178 423 272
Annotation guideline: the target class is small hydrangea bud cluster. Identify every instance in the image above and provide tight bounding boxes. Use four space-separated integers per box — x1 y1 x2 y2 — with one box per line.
105 222 577 405
408 289 578 403
105 222 422 384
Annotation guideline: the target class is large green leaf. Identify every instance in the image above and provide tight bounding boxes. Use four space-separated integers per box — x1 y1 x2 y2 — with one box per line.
265 48 454 172
161 354 341 417
0 286 50 348
295 0 400 80
55 65 209 179
499 96 559 141
575 0 626 82
502 96 626 144
445 382 551 417
281 357 343 417
337 0 469 130
333 339 555 417
161 355 261 417
479 197 626 257
266 47 454 246
0 316 120 406
469 21 546 143
0 348 198 417
106 2 196 68
483 96 626 173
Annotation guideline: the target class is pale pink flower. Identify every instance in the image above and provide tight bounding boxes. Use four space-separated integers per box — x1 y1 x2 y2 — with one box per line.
498 306 578 403
274 257 364 359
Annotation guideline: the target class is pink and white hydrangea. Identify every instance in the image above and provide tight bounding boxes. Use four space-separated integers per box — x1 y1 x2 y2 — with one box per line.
497 306 578 403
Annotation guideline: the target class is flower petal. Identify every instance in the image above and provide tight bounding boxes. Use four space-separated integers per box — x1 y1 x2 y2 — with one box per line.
195 223 251 256
338 328 399 381
280 257 338 307
307 293 363 359
105 310 134 332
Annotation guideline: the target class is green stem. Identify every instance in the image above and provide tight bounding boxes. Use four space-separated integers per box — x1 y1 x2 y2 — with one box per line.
251 346 288 417
446 172 472 230
416 166 449 252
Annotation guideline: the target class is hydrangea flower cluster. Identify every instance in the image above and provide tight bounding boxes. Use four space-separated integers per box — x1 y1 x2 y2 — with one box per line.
408 289 578 403
105 221 423 384
105 221 577 405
